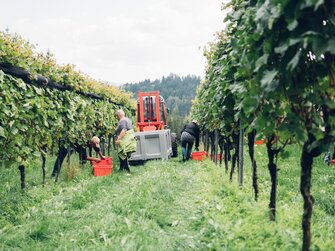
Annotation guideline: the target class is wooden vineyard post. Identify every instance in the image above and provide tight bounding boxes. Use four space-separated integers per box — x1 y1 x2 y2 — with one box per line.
266 134 279 221
300 136 317 251
230 131 239 182
89 145 92 159
223 136 230 173
101 137 106 156
79 151 82 167
55 139 62 183
205 131 209 153
40 145 47 185
42 155 46 185
67 146 71 168
238 121 244 187
247 129 259 201
66 146 71 177
18 165 25 190
214 130 219 165
112 135 116 150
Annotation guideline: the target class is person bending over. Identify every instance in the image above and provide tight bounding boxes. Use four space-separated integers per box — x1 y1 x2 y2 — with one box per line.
51 136 105 177
180 119 200 162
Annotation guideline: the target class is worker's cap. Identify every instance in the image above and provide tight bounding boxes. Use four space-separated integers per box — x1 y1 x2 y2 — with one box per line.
192 119 198 124
90 136 100 148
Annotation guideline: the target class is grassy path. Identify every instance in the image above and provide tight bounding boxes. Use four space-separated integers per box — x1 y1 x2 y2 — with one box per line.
1 145 334 250
1 159 223 250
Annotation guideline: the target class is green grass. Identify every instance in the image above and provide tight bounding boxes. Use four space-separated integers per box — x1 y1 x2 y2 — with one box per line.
0 145 334 250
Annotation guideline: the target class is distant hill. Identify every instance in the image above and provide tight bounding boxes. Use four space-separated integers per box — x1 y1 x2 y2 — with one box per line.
121 73 201 117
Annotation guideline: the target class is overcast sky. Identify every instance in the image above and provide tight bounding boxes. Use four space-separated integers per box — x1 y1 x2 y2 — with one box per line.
0 0 227 85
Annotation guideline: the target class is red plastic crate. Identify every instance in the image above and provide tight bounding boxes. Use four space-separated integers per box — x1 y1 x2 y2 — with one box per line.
91 157 113 177
192 151 207 161
331 159 335 164
255 140 264 145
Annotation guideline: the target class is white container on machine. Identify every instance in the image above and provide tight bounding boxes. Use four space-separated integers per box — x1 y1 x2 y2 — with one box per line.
129 129 173 161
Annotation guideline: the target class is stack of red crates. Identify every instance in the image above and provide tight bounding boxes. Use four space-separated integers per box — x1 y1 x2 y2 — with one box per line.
91 157 113 177
192 151 207 161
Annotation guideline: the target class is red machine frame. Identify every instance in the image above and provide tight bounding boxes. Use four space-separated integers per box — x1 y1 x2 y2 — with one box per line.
136 91 167 131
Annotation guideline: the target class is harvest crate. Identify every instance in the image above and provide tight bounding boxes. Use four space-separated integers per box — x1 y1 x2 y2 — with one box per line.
192 151 207 161
91 157 113 177
255 139 264 145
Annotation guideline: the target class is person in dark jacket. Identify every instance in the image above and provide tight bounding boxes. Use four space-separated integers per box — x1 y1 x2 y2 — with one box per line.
180 119 200 161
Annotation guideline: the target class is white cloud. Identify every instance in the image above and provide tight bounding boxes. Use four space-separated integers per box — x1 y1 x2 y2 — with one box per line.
0 0 227 85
